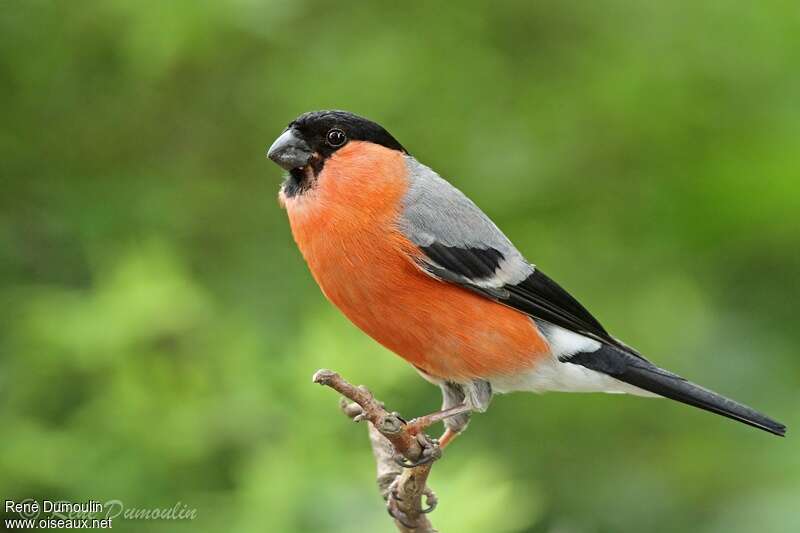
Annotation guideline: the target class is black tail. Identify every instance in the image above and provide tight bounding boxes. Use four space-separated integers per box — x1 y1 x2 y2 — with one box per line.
564 345 787 437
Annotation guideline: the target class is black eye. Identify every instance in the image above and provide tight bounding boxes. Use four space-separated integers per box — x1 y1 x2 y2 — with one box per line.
326 128 347 147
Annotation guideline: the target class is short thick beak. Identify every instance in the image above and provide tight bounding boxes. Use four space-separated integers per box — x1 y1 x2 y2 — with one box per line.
267 128 312 171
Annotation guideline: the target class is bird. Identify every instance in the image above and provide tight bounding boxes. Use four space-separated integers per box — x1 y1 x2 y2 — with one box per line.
267 110 786 447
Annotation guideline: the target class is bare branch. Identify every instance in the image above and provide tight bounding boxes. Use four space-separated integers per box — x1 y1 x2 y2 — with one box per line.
313 369 440 532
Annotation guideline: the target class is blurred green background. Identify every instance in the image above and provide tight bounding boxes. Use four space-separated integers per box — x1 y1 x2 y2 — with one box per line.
1 1 798 532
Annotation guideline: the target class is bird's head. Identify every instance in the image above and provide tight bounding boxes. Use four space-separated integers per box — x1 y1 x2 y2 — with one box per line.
267 110 406 197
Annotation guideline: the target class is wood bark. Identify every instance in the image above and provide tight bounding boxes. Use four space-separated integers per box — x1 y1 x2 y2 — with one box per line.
313 369 441 532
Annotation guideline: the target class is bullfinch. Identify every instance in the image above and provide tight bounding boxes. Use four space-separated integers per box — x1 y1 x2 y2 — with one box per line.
267 110 786 446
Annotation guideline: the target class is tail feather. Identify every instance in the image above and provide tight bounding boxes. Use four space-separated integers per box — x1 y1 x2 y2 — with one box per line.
565 345 787 437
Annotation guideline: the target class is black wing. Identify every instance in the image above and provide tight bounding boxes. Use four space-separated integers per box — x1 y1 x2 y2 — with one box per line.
416 242 787 436
418 242 618 347
399 165 786 436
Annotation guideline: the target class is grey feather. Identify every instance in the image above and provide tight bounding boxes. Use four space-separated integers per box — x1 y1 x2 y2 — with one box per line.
398 156 533 288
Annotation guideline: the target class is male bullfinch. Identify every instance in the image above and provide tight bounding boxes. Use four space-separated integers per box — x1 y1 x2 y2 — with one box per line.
267 110 786 446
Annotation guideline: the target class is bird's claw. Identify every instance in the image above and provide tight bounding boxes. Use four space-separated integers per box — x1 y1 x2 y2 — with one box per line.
386 478 416 528
394 453 434 468
421 486 438 513
387 504 416 529
393 433 441 468
385 474 438 526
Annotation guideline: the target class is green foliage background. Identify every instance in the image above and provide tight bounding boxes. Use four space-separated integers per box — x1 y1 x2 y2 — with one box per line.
1 2 798 532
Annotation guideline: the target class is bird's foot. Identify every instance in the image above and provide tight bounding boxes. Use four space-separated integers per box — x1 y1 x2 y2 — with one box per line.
393 432 441 468
386 476 438 526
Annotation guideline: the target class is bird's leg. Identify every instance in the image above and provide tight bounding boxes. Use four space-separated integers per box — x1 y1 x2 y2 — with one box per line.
404 379 478 437
391 383 471 468
437 427 461 449
418 379 492 448
397 379 490 465
405 403 473 435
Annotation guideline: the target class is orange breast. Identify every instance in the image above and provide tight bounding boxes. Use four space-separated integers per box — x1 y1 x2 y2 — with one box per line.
281 142 548 382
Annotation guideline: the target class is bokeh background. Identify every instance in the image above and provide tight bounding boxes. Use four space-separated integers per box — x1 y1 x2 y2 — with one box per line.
1 1 798 532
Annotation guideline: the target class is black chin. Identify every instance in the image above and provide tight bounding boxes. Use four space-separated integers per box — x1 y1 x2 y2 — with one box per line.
281 154 326 198
282 167 312 198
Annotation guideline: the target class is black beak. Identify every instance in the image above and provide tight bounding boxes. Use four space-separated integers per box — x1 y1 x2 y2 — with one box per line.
267 128 312 171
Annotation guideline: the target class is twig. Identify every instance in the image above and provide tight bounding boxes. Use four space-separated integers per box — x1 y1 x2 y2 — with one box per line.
313 369 440 532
